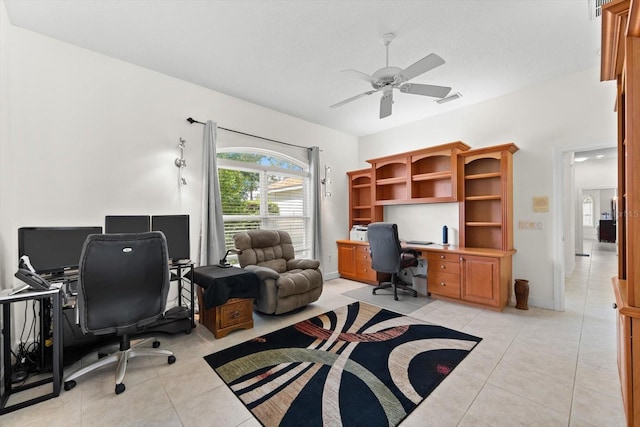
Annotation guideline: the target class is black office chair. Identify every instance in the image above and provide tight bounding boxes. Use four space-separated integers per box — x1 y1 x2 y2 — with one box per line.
63 232 176 395
368 223 420 301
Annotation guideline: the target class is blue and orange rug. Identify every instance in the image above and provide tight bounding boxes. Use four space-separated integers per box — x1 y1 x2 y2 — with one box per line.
204 301 481 427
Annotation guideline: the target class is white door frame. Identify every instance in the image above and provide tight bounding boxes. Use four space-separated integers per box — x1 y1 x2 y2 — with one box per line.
552 142 615 311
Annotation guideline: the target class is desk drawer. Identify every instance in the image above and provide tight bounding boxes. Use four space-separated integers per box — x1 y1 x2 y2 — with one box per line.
356 245 372 260
218 298 253 329
428 261 460 275
428 271 461 299
426 252 460 264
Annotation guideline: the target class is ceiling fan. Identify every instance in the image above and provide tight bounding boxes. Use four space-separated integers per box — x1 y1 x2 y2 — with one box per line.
330 33 451 119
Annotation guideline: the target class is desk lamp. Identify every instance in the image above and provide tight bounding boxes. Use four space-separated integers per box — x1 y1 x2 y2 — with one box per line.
218 249 243 268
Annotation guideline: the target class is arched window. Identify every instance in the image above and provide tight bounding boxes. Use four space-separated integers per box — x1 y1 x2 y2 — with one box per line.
217 148 312 259
583 196 594 227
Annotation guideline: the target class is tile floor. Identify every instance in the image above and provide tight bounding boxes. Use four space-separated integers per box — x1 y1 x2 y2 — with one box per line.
2 240 625 426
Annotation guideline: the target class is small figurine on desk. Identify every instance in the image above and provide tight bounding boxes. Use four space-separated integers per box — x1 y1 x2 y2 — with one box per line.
218 249 243 268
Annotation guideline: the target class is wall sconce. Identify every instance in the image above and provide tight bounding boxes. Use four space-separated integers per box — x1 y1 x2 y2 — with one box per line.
175 137 187 186
321 165 332 197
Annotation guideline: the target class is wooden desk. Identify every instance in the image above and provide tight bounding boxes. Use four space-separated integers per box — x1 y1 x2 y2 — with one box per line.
336 240 515 311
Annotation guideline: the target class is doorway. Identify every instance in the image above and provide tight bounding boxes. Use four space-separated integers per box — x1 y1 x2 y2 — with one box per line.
553 145 617 311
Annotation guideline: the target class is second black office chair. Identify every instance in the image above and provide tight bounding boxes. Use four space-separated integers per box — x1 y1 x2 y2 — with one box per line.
368 222 420 301
63 232 176 395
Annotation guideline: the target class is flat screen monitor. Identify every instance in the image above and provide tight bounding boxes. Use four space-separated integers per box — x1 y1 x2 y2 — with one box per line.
18 226 103 275
151 215 190 262
105 215 151 234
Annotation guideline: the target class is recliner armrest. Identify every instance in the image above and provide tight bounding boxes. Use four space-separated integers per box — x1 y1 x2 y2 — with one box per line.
244 265 280 280
287 259 320 270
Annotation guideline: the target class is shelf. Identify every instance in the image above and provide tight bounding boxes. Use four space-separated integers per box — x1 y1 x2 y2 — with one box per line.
465 222 502 227
465 195 501 201
376 177 406 185
353 217 372 222
412 171 451 182
465 172 501 180
352 184 371 189
353 205 373 210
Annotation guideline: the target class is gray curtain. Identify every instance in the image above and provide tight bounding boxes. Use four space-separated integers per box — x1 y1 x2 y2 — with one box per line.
198 121 226 266
309 146 322 260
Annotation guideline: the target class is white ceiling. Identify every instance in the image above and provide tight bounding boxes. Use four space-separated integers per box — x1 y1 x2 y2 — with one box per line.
3 0 603 137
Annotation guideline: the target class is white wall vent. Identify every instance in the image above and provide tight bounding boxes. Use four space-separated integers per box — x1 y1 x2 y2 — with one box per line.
590 0 614 20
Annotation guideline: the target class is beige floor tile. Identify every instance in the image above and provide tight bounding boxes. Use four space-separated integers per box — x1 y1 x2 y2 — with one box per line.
174 383 255 427
574 362 622 399
488 357 574 414
464 383 568 426
570 385 626 427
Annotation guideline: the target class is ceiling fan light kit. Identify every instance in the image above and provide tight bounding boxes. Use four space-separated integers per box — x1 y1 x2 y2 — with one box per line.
331 32 453 119
436 92 463 104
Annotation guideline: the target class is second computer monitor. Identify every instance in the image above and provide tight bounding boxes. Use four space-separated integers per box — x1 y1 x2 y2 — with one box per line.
151 215 190 262
105 215 151 234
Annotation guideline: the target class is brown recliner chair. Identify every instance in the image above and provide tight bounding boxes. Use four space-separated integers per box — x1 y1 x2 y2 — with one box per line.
233 230 323 314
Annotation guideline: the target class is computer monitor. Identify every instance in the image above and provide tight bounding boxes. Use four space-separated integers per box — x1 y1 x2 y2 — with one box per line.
151 215 190 262
18 226 103 275
105 215 151 234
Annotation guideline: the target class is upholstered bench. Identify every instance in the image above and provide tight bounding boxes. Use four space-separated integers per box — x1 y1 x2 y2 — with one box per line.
186 266 260 338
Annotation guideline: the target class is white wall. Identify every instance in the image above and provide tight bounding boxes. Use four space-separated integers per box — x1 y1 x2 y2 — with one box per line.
0 5 357 297
358 67 617 309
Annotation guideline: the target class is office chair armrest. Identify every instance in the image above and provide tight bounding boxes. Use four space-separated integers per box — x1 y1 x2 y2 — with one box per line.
287 259 320 270
244 265 280 280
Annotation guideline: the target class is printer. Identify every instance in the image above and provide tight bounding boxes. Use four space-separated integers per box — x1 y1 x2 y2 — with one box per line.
350 225 368 241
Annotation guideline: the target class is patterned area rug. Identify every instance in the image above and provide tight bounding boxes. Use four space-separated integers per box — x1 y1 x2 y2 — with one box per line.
204 301 481 427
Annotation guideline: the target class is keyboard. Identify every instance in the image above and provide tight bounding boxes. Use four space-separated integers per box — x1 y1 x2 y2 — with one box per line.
405 240 433 246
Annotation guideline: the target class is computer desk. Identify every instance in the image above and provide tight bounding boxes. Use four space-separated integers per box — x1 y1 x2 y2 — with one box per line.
0 287 62 414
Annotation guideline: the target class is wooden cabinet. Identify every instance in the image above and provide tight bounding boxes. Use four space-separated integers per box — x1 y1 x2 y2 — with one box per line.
458 143 518 251
426 252 461 299
367 141 470 205
347 168 383 230
197 288 254 339
423 247 513 310
601 1 640 424
336 240 381 284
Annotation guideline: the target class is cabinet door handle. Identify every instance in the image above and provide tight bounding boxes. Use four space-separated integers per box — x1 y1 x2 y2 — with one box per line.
440 282 446 286
440 255 445 259
440 265 446 269
230 310 241 319
612 303 618 309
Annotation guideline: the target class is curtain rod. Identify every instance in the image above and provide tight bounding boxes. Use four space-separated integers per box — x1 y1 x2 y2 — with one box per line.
186 117 310 151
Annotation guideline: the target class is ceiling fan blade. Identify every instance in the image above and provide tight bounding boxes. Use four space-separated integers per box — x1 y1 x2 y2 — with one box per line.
400 83 451 98
341 69 378 84
330 90 376 109
380 91 393 119
400 53 445 82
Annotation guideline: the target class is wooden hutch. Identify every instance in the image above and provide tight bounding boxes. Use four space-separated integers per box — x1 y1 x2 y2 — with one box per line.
601 0 640 425
337 141 518 310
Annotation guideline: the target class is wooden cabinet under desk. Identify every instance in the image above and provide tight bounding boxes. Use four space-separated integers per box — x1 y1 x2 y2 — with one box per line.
419 245 514 311
336 240 386 285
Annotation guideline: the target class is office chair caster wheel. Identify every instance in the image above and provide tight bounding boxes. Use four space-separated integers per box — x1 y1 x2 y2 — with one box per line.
64 380 76 391
168 355 176 364
152 340 160 348
372 290 376 295
115 383 125 394
98 352 108 359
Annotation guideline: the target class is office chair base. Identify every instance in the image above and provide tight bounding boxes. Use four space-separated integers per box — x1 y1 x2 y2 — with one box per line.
63 336 176 395
372 281 418 301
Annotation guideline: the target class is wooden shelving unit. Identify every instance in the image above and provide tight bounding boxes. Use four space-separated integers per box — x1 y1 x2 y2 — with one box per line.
347 168 382 230
601 0 640 424
458 143 518 251
367 141 470 205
